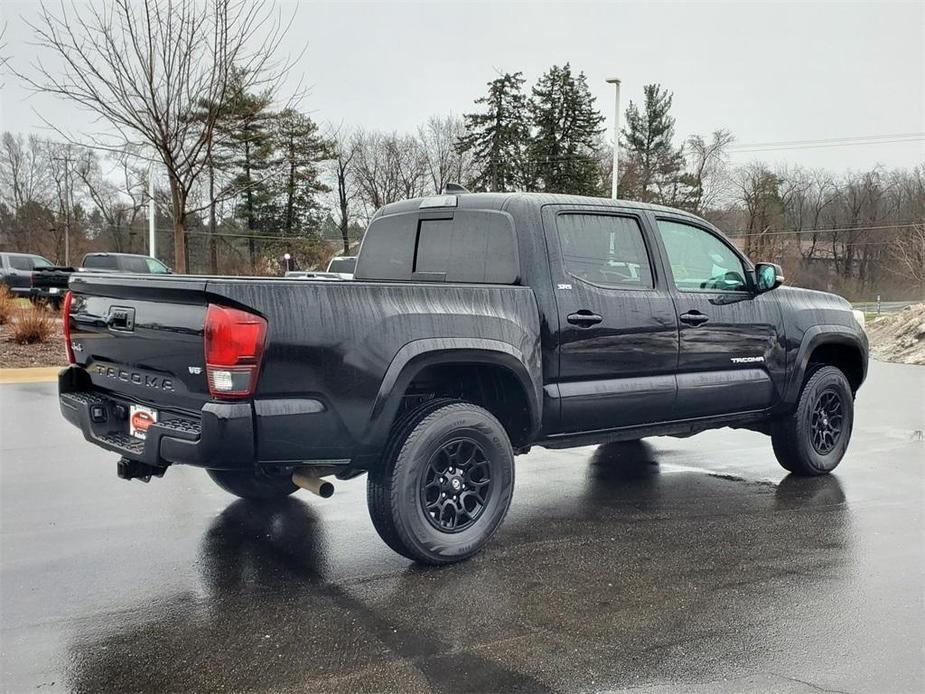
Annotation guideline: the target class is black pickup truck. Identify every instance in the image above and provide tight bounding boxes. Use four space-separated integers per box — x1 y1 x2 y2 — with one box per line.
58 192 868 564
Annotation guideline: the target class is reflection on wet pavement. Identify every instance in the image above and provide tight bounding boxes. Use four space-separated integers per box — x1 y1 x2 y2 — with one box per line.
2 361 922 693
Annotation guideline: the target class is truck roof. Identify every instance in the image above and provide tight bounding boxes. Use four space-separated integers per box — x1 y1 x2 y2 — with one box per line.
375 192 703 222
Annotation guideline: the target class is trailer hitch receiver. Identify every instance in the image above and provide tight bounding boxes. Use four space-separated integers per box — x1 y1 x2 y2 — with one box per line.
116 457 167 483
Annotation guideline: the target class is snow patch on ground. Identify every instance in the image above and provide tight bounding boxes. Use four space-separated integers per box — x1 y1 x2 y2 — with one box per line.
866 303 925 365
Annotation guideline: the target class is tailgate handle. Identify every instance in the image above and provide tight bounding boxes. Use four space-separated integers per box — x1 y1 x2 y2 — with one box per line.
107 307 135 332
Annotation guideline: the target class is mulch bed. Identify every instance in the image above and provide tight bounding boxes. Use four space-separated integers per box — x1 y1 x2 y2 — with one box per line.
0 321 68 368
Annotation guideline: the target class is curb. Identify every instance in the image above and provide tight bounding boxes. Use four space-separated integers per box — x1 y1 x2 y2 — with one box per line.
0 367 62 384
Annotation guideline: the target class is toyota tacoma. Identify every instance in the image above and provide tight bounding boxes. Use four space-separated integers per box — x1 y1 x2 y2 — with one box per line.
58 192 868 564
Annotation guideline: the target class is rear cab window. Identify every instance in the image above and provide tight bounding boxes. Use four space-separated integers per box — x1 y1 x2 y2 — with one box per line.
82 255 119 270
355 208 519 284
328 257 356 273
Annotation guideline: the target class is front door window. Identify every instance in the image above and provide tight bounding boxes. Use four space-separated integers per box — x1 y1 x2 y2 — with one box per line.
656 220 747 292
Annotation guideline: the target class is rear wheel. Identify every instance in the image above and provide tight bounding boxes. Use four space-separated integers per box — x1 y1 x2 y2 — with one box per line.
206 468 298 500
771 366 854 476
367 401 515 565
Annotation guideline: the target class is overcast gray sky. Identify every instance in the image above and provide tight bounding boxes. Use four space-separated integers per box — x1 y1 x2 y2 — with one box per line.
2 0 923 171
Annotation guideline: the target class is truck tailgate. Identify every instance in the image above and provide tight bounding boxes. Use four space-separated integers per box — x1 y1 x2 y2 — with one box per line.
67 274 212 412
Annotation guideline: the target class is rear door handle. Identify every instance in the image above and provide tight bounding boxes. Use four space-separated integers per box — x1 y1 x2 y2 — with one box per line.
679 311 709 326
567 311 603 327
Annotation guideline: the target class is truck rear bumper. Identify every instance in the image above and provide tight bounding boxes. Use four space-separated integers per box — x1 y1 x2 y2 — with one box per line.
58 366 255 469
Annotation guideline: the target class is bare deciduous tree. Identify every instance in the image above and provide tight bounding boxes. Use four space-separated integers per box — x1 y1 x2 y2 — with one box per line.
77 149 147 253
418 114 475 194
351 130 427 219
328 126 359 255
685 129 734 213
0 133 50 212
20 0 297 272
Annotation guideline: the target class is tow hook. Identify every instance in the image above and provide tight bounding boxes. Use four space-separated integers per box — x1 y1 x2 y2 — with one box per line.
292 469 334 498
116 457 167 483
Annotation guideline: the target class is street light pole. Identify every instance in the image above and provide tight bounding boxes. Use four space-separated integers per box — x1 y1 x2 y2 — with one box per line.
606 77 621 199
148 161 156 258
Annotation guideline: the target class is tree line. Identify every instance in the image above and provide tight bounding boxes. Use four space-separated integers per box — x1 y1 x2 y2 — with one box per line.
0 0 921 297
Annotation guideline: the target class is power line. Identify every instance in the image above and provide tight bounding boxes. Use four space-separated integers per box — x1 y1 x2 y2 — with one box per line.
728 132 925 149
725 222 921 237
728 137 924 154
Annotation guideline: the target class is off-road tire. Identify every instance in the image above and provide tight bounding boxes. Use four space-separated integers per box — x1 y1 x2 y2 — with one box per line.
207 468 298 500
771 365 854 476
367 400 515 565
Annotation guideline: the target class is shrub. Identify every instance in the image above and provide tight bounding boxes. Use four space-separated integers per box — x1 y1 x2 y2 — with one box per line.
9 305 55 344
0 286 15 326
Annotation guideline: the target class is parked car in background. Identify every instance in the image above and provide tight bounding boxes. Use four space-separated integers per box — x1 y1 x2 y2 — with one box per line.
0 252 62 306
32 253 172 301
82 253 171 274
57 192 868 565
326 255 356 279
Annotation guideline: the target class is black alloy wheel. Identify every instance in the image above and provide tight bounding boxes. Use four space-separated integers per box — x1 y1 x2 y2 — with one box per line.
810 388 844 455
420 438 493 532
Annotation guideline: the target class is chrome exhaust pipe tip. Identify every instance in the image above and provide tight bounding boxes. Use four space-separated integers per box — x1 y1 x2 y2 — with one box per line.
292 470 334 498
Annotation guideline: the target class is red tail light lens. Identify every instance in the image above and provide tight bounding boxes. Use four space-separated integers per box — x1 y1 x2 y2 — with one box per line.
62 290 75 364
204 304 267 399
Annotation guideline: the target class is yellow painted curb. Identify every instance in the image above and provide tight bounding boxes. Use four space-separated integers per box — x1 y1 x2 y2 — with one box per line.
0 366 62 384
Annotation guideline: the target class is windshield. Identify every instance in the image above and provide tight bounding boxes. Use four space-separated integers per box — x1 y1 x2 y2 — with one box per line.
145 257 170 273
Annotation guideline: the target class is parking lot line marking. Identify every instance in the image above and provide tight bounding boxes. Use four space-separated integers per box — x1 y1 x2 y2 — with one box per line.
0 367 61 384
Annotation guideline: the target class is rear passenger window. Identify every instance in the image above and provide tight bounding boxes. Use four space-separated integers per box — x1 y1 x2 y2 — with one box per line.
557 214 654 289
8 257 34 271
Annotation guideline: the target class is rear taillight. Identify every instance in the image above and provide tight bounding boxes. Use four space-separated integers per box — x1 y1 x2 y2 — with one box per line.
62 290 74 364
204 304 267 399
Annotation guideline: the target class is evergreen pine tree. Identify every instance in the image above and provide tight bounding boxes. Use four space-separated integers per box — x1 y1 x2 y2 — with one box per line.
271 108 332 237
528 64 605 195
620 84 686 204
212 73 275 268
457 72 530 192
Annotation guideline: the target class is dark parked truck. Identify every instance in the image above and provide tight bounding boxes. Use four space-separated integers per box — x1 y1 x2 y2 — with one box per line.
58 193 868 564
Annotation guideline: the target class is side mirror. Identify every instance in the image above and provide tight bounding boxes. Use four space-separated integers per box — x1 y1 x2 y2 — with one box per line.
755 263 784 292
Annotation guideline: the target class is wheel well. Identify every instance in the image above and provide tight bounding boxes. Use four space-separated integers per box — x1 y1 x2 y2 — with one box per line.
807 343 864 392
399 362 533 447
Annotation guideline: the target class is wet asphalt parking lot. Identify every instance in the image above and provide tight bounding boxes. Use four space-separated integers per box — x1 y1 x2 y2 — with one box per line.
1 360 923 693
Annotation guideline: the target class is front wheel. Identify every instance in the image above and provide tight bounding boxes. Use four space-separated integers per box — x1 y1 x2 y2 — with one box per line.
771 366 854 476
367 401 515 565
206 468 298 500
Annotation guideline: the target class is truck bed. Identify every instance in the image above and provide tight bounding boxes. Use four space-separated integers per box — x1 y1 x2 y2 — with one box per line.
62 272 541 468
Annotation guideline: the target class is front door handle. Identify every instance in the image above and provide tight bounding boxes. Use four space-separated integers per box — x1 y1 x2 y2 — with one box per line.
679 311 709 326
567 311 603 327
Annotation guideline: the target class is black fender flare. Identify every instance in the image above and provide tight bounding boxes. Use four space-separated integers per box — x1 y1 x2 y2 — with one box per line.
784 324 868 404
360 338 542 454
